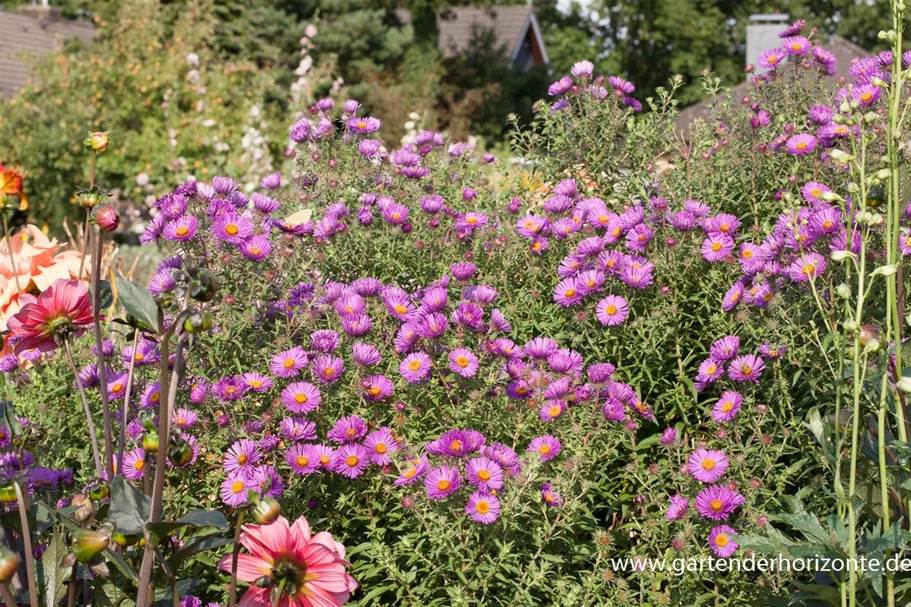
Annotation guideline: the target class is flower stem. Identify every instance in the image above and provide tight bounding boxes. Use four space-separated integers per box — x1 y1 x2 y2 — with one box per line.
13 481 37 607
117 328 140 473
77 210 90 281
228 509 246 607
62 337 103 478
0 583 16 607
91 225 114 480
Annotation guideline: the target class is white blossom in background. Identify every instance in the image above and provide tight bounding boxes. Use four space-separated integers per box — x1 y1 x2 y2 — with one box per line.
185 52 200 66
401 111 424 147
290 24 317 115
135 173 150 187
239 104 274 191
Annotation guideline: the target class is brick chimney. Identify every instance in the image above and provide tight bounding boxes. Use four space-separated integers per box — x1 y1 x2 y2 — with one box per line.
746 14 789 78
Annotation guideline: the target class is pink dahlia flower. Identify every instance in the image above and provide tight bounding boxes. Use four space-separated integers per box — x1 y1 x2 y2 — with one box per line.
217 515 357 607
7 278 93 353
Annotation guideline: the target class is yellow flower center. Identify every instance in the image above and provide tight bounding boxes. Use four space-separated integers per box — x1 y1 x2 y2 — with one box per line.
403 467 418 479
394 304 407 314
294 393 308 404
790 43 802 51
711 242 722 252
112 383 124 394
701 458 715 471
606 304 618 315
345 455 359 467
408 359 421 371
320 455 330 465
548 405 562 417
322 367 336 377
456 356 469 368
176 226 189 236
802 264 816 276
225 224 239 236
538 444 551 455
175 417 186 425
248 247 261 255
721 402 733 413
861 92 873 103
375 443 387 454
597 215 609 223
283 358 296 369
796 142 807 150
249 380 262 388
367 387 381 397
345 428 356 437
715 534 728 547
743 249 752 259
476 500 490 514
296 456 309 467
134 460 145 471
478 469 491 481
150 392 160 403
741 365 753 375
237 454 248 465
356 121 367 129
437 479 451 491
710 499 724 512
231 481 245 493
466 216 478 225
564 288 576 298
706 364 717 375
811 188 822 197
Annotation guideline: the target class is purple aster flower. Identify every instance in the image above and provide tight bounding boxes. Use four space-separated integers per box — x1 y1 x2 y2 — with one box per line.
666 494 689 521
163 216 198 242
310 329 340 353
595 295 629 327
789 252 826 282
608 76 635 95
449 348 480 378
708 525 738 558
281 382 321 414
331 444 370 478
189 379 208 403
358 139 382 158
759 343 787 360
140 383 163 410
540 482 563 507
687 449 728 483
722 282 745 312
260 172 282 190
548 76 573 96
660 428 678 446
696 485 745 521
328 415 368 444
758 48 786 71
286 444 320 475
712 391 744 423
212 376 247 402
701 235 734 262
352 342 382 366
465 491 500 525
785 134 817 155
224 439 262 474
395 456 430 486
400 351 432 383
527 435 562 462
213 212 253 244
524 337 558 359
242 372 273 392
782 36 811 56
362 374 394 401
424 465 461 499
220 471 254 507
727 355 765 384
172 408 199 429
363 427 398 466
465 457 504 491
312 354 345 384
269 347 308 378
710 336 740 362
240 235 271 261
122 448 146 481
280 417 317 443
552 278 583 307
571 60 594 78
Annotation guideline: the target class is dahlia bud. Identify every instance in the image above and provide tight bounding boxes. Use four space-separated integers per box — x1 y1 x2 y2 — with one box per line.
112 530 140 547
94 205 120 232
0 483 16 503
252 497 282 524
0 547 20 583
183 310 213 334
71 494 95 524
85 132 110 153
87 482 109 501
142 431 159 453
78 192 103 209
71 528 110 563
168 437 194 467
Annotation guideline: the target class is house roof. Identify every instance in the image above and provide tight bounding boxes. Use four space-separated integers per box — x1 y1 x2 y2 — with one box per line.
674 35 872 133
394 5 548 64
0 7 95 97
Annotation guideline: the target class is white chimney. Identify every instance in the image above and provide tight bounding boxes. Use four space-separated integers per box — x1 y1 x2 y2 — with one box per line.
746 14 790 78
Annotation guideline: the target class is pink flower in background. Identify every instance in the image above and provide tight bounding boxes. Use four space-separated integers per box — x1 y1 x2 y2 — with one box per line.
217 515 357 607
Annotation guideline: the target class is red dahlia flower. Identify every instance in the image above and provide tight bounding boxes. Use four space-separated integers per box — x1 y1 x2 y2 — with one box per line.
7 279 93 353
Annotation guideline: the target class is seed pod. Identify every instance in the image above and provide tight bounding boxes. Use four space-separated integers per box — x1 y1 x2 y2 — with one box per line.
183 311 212 334
168 437 194 467
142 431 159 453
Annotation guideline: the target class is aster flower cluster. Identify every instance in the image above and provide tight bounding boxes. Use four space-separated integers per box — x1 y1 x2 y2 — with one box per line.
547 60 642 113
693 335 777 391
0 418 74 506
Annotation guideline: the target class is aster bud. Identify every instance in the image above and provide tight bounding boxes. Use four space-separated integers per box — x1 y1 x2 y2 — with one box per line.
829 149 854 164
843 319 859 332
864 338 881 354
831 250 855 262
85 132 110 153
112 530 140 547
835 283 852 298
71 528 110 563
0 547 21 583
93 205 119 232
872 264 897 277
819 191 841 202
252 497 282 524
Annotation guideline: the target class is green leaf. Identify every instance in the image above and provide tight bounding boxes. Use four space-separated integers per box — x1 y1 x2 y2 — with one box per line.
153 579 201 607
38 531 71 607
91 279 114 311
166 535 233 571
146 509 229 542
109 476 151 536
115 276 161 333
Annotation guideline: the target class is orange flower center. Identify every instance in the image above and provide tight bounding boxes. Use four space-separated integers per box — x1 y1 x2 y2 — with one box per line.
437 479 451 491
296 456 309 467
538 444 551 455
345 455 359 467
476 500 490 514
478 469 491 481
701 458 715 471
408 359 422 371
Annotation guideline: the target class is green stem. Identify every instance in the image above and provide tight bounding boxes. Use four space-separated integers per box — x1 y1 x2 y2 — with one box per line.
2 214 21 295
91 225 114 480
13 481 38 607
63 337 103 478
